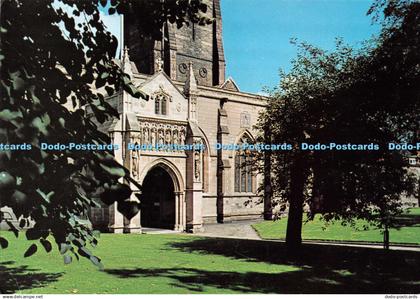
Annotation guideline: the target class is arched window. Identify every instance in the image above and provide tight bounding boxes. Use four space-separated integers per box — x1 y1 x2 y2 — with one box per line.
155 94 168 115
161 96 167 115
155 97 161 114
192 22 196 41
234 135 255 193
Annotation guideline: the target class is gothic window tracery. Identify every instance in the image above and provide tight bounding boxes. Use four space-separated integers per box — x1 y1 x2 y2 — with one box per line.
153 87 171 115
155 94 169 115
234 134 255 193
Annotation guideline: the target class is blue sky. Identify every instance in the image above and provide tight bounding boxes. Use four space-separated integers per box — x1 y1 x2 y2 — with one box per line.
100 0 380 94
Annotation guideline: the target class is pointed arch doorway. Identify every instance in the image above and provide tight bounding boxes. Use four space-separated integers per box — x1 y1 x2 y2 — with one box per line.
140 163 185 231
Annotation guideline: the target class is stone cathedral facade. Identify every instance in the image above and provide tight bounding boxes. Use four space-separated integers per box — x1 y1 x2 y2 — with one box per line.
91 0 272 233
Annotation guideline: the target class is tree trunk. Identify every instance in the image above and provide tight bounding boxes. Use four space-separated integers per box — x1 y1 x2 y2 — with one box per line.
263 128 273 220
383 225 390 250
286 154 306 251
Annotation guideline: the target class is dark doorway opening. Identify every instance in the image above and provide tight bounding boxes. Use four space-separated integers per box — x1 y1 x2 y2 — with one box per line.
141 167 175 229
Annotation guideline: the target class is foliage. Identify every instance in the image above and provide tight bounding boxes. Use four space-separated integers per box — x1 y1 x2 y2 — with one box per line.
257 0 419 247
0 0 208 266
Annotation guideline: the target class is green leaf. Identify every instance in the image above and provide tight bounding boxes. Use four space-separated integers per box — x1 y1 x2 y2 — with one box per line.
36 189 55 203
91 238 98 247
117 200 139 220
19 218 26 228
92 230 100 238
100 183 132 205
122 74 131 85
99 163 126 177
123 83 149 99
0 237 8 249
32 114 51 136
26 228 42 240
64 254 72 264
40 238 52 253
0 81 11 97
60 243 71 254
24 244 37 257
105 86 114 96
122 74 149 99
10 71 25 90
5 220 19 238
92 98 106 111
90 255 104 270
0 109 23 122
95 77 106 89
100 72 109 79
78 246 92 258
69 217 76 227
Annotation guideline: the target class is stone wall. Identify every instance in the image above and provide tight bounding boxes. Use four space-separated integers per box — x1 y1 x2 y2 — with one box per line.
192 85 266 222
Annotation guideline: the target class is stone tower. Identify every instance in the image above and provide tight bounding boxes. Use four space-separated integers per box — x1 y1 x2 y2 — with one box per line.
124 0 226 87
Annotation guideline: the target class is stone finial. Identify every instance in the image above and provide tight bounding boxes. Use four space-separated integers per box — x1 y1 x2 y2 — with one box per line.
184 62 198 96
122 46 133 77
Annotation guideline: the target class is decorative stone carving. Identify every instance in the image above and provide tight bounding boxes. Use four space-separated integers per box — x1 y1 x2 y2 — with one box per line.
199 67 208 78
151 128 156 145
130 132 142 145
138 120 187 152
158 129 164 145
179 63 188 74
165 129 171 145
143 128 149 143
173 130 179 145
132 144 139 179
193 138 203 182
190 97 197 120
194 150 201 180
128 133 141 179
240 111 251 128
180 129 186 145
156 57 164 72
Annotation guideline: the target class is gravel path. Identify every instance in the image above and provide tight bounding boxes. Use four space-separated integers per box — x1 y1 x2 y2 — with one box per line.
197 220 262 240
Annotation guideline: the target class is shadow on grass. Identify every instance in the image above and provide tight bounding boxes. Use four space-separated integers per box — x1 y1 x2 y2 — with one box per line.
394 213 420 228
0 261 62 294
106 238 420 294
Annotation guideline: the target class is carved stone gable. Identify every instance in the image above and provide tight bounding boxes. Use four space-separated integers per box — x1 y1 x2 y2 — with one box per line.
220 77 240 92
135 72 188 121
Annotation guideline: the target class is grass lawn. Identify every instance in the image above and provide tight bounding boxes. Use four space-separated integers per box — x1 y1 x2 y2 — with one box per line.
0 232 420 294
253 208 420 245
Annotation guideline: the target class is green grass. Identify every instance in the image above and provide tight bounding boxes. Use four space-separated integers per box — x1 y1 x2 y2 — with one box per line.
1 231 420 294
0 233 297 294
253 208 420 244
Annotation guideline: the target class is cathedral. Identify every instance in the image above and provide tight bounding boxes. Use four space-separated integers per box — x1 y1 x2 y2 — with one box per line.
89 0 272 233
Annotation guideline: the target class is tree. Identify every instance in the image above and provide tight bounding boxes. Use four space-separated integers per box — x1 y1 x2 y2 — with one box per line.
258 0 419 250
0 0 208 266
